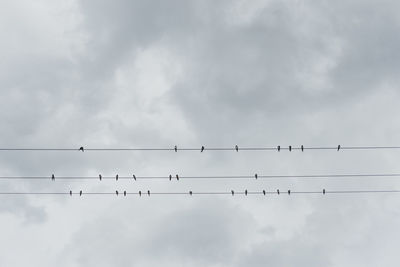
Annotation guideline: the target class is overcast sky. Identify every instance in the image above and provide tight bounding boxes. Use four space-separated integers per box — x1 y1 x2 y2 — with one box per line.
1 0 400 266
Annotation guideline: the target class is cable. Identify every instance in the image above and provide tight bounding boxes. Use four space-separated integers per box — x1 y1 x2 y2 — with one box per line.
0 145 399 152
2 173 400 180
0 189 399 196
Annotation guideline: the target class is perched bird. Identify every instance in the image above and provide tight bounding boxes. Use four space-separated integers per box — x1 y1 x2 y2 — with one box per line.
115 174 119 181
139 191 142 197
255 173 258 179
288 190 291 195
51 174 55 181
176 174 179 181
301 145 304 152
277 189 280 195
169 175 172 181
263 190 266 195
201 146 204 152
231 190 234 196
116 190 119 196
70 190 72 196
277 145 281 152
79 190 82 196
79 146 84 152
337 145 341 151
124 191 126 196
323 189 326 195
289 145 292 152
174 145 178 152
99 174 102 181
147 190 150 196
189 191 193 196
133 174 136 181
235 145 239 152
245 189 248 196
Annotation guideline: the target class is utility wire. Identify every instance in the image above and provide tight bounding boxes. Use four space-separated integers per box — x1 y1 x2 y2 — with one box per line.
2 173 400 180
0 145 399 152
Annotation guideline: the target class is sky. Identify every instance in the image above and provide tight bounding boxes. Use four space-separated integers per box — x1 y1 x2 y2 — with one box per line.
1 0 400 266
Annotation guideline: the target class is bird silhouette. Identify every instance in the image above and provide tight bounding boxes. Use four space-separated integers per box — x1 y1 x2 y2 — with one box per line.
289 145 292 152
277 145 281 152
169 174 172 181
255 173 258 179
201 146 204 152
176 174 179 181
70 190 72 196
189 191 193 196
337 145 341 151
124 191 126 196
116 190 119 196
99 174 102 181
231 190 234 196
263 190 266 195
51 174 55 181
79 146 84 152
115 174 119 181
147 190 150 196
323 189 326 195
174 145 177 152
133 174 136 181
235 145 239 152
245 189 248 196
79 190 82 196
277 189 280 195
288 190 291 195
139 191 142 197
301 145 304 152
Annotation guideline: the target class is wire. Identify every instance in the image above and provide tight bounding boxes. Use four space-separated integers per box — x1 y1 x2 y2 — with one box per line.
0 189 399 195
2 173 400 180
0 145 399 152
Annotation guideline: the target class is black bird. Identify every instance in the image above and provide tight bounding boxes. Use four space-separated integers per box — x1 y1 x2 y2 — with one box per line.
79 146 84 152
245 189 248 196
263 190 266 195
133 174 136 181
189 191 193 196
99 174 102 181
289 146 292 152
51 174 55 181
337 145 341 151
301 145 304 152
176 174 179 181
169 175 172 181
235 145 239 152
277 189 280 195
70 190 72 196
139 191 142 197
288 190 291 195
201 146 204 152
174 145 178 152
116 174 119 181
255 173 258 179
124 191 126 196
116 190 119 196
323 189 326 195
79 190 82 196
277 145 281 152
147 190 150 196
231 190 234 196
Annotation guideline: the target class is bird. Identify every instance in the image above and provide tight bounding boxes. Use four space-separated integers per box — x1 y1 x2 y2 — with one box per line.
115 174 119 181
277 189 280 195
99 174 102 181
263 190 266 195
231 190 234 196
169 174 172 181
189 191 193 196
337 145 341 151
147 190 150 196
201 146 204 152
79 190 82 196
289 145 292 152
124 191 126 196
79 146 84 152
301 145 304 152
245 189 248 196
174 145 177 152
139 191 142 197
69 190 72 196
176 174 179 181
277 145 281 152
323 189 326 195
288 190 291 195
51 174 55 181
235 145 239 152
116 190 119 196
133 174 136 181
255 173 258 179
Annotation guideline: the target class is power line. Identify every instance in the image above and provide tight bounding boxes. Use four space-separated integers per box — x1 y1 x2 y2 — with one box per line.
2 173 400 180
0 145 399 152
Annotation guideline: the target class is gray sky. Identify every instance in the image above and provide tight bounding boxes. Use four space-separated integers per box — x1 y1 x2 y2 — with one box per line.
1 0 400 266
